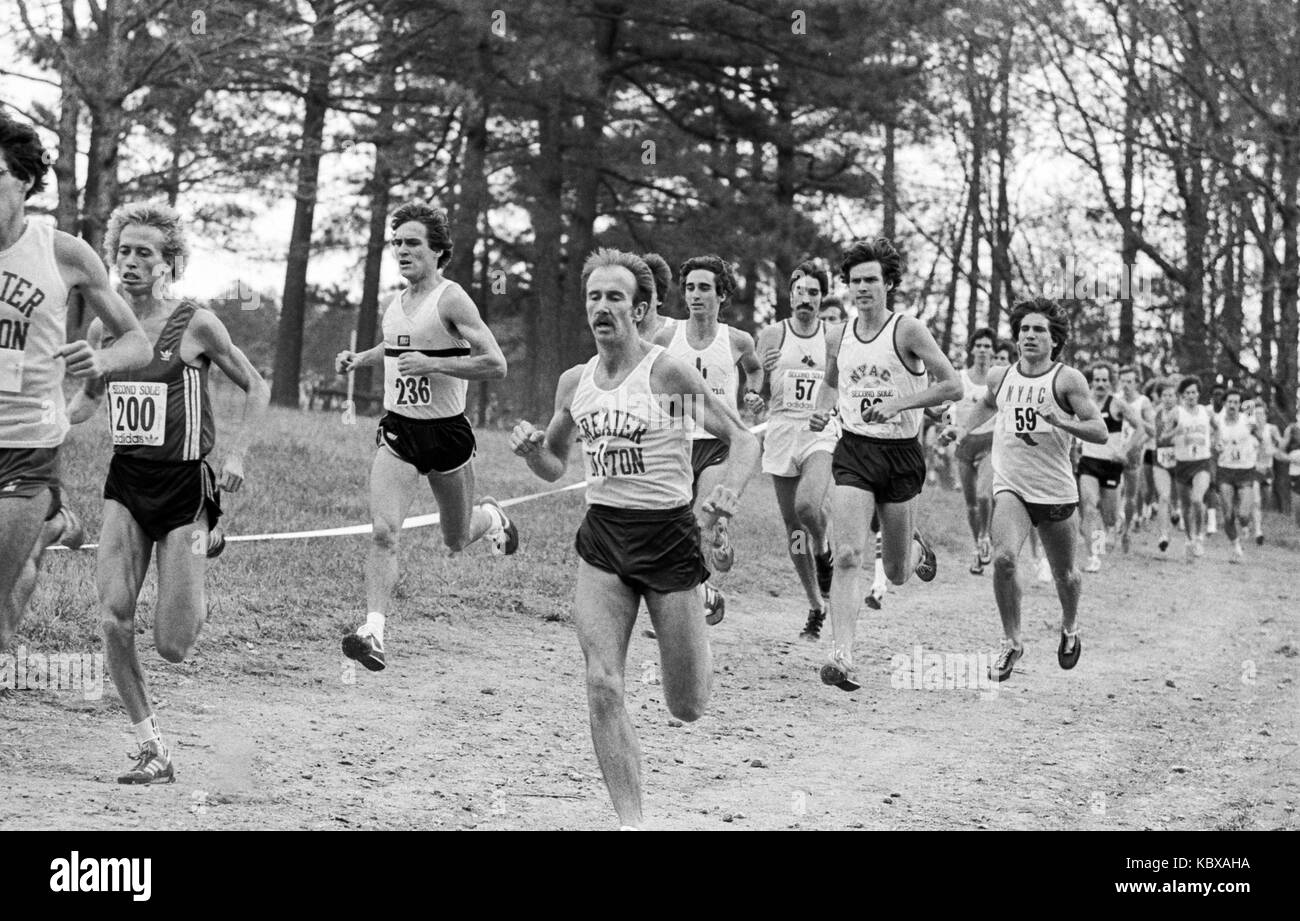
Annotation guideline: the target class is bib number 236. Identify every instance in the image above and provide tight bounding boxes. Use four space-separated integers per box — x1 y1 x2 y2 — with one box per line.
394 376 432 406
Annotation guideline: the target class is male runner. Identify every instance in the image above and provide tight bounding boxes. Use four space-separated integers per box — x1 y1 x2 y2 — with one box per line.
72 202 269 783
755 262 838 639
948 298 1108 682
1150 379 1180 552
1170 375 1218 562
510 248 759 829
818 296 846 324
0 113 150 653
1076 362 1144 573
810 238 962 691
652 254 763 626
638 252 676 340
1116 365 1155 549
944 327 997 574
1215 389 1258 563
989 339 1051 582
336 202 517 671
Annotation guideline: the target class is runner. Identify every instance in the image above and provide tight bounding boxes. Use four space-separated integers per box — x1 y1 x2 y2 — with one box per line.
0 113 150 654
1285 408 1300 526
755 262 838 639
638 252 676 341
1150 378 1179 552
1076 362 1144 573
948 298 1109 682
1116 365 1155 550
1171 375 1218 562
652 254 763 626
943 327 997 575
1205 381 1228 535
818 296 847 324
336 202 518 671
1251 398 1280 542
810 237 962 691
70 202 270 783
1215 388 1258 563
510 248 759 829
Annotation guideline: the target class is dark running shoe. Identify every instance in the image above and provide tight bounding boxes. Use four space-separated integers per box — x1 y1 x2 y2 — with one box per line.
118 741 175 785
819 650 860 692
814 550 833 597
704 584 725 626
988 641 1024 683
913 530 938 582
1057 630 1082 670
342 630 386 672
800 608 825 641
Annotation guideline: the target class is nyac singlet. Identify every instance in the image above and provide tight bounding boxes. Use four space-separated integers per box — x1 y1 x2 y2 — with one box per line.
103 301 214 462
569 345 692 509
991 361 1078 504
0 220 71 448
834 312 926 441
382 278 470 419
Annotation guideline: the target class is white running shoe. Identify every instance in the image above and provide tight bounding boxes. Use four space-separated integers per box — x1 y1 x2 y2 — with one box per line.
1194 535 1205 558
1206 509 1217 535
1230 540 1243 564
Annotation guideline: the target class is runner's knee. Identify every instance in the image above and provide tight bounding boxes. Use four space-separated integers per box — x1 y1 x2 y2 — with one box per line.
793 496 822 527
371 517 401 551
666 693 706 723
993 549 1018 578
833 546 864 571
585 663 625 709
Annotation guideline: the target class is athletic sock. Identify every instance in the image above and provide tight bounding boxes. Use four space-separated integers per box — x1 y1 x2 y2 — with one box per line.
364 611 385 643
482 503 505 535
132 715 167 757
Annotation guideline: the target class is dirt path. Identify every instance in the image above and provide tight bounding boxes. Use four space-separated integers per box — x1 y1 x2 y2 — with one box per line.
3 493 1297 831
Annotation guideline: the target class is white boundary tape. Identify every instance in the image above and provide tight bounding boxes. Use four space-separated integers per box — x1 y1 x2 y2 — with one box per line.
51 420 770 550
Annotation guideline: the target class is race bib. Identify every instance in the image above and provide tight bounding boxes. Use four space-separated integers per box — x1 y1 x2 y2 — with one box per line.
851 386 896 422
783 369 822 412
1185 440 1209 460
1157 446 1176 468
0 349 23 393
392 375 432 407
1003 402 1052 435
108 381 167 447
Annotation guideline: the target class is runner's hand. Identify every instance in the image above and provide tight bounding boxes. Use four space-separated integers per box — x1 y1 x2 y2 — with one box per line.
743 391 766 415
938 424 963 446
219 454 246 493
809 409 833 432
861 398 900 425
335 350 358 374
56 340 102 378
701 484 739 524
510 421 546 457
1036 400 1061 428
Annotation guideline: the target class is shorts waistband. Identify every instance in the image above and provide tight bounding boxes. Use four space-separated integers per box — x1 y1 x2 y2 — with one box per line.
385 411 469 426
586 503 693 521
840 431 920 447
111 454 206 469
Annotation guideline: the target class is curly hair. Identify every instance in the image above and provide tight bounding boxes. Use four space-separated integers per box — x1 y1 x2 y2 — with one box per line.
789 259 829 297
0 112 50 200
678 254 738 302
391 201 453 268
838 238 903 289
1008 297 1070 361
581 248 655 311
104 202 191 278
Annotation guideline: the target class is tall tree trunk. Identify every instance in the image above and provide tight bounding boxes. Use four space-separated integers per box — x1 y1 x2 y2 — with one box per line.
1260 150 1278 409
527 103 566 421
943 188 972 354
1277 124 1299 420
965 42 984 347
1218 193 1243 381
54 0 81 234
988 33 1013 334
271 1 335 407
354 41 399 397
771 91 796 330
1118 0 1139 364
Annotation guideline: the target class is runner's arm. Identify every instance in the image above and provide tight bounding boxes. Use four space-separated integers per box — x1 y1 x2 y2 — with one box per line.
402 286 507 381
55 232 150 377
194 310 270 473
809 322 844 430
659 355 759 522
511 366 581 482
66 319 107 424
889 316 964 413
734 328 765 404
1053 367 1109 444
947 366 1004 444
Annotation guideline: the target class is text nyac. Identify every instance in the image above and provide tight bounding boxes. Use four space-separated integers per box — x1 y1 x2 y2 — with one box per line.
49 852 151 902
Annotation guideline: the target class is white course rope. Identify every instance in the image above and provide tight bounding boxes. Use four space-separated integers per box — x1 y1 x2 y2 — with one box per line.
51 420 770 550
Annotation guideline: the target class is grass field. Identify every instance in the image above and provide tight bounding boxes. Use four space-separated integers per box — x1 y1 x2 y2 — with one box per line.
5 398 1299 830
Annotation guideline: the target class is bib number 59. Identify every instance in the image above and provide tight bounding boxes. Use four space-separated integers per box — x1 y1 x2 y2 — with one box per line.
1013 407 1038 432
